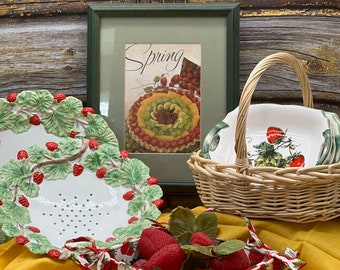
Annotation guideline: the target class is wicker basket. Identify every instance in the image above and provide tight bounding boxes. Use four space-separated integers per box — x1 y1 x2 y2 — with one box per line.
187 52 340 223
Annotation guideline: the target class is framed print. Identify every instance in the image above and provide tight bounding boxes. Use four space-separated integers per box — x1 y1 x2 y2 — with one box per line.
87 3 240 189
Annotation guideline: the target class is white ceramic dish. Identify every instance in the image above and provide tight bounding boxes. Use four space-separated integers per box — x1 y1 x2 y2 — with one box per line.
0 90 163 267
202 104 339 167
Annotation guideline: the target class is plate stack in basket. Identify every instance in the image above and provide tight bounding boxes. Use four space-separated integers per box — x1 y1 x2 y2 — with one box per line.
188 52 340 223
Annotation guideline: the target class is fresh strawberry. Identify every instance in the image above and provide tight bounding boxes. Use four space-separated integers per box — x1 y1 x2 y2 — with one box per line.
209 249 249 270
16 235 29 245
190 231 215 246
69 131 80 138
29 114 41 125
33 172 44 185
81 107 95 117
122 190 134 201
138 227 178 260
120 149 129 158
146 176 158 185
18 195 29 207
144 243 186 270
46 141 59 151
54 93 67 103
266 126 284 144
120 241 135 256
128 216 139 224
96 167 107 178
88 139 100 149
152 198 164 209
47 249 62 259
27 226 41 233
289 154 305 167
249 250 265 265
133 259 148 269
7 93 17 102
73 164 84 176
17 150 29 160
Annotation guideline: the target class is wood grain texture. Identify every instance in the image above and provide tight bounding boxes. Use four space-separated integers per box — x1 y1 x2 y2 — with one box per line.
0 1 339 115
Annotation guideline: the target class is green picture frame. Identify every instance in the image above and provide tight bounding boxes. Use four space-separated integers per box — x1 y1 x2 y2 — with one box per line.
87 3 240 190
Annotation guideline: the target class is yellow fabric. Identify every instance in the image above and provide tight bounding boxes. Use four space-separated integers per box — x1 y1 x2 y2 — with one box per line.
0 206 339 269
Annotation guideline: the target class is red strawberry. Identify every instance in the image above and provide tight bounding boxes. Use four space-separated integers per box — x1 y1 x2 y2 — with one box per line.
190 231 215 246
16 235 29 245
18 195 29 207
133 259 148 269
266 126 284 144
209 249 249 270
120 149 129 158
96 167 107 178
81 107 95 117
88 139 100 149
0 200 3 206
17 150 29 160
128 216 139 224
249 250 265 265
73 164 84 176
138 227 178 260
160 77 167 86
146 177 158 186
29 114 41 125
152 198 164 209
47 249 62 259
289 154 305 167
46 142 59 151
171 74 181 84
33 171 44 185
120 241 135 256
28 226 41 233
144 243 186 270
7 93 17 102
54 93 67 103
69 131 80 138
122 190 134 201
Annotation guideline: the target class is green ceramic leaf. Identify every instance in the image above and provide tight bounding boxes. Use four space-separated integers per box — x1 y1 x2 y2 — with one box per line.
11 114 30 134
21 182 40 198
112 219 151 244
1 222 22 237
104 169 120 187
42 162 72 180
41 110 77 137
0 159 30 186
0 100 16 131
26 233 52 254
58 96 83 116
16 90 55 112
59 138 82 156
97 144 120 160
27 145 48 163
141 204 161 220
142 185 163 202
83 151 106 171
127 196 145 216
213 240 246 256
195 212 218 239
2 201 31 226
119 159 150 186
0 181 14 200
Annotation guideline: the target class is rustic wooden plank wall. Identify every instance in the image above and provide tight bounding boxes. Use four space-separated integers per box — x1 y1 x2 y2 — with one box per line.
0 0 339 207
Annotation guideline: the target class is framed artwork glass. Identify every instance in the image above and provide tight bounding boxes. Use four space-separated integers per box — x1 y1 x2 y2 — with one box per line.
87 3 240 189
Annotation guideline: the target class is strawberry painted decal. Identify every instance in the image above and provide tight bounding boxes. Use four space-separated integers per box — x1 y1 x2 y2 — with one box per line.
249 126 305 168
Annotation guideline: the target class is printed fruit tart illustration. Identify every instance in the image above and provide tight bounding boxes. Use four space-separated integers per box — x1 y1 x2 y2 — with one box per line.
126 57 201 153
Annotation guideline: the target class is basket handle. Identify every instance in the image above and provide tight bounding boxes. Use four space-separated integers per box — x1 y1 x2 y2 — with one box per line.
234 52 313 171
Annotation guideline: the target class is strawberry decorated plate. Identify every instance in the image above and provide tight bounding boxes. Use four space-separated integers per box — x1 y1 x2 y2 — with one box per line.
202 104 340 168
0 90 163 269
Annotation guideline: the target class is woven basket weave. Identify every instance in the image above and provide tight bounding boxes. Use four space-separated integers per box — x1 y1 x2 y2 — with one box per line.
187 52 340 223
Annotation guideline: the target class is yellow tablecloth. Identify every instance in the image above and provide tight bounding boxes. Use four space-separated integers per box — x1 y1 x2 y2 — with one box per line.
1 206 339 269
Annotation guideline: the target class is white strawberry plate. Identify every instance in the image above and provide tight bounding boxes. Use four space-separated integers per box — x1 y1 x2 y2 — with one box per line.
202 103 340 167
0 90 163 268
